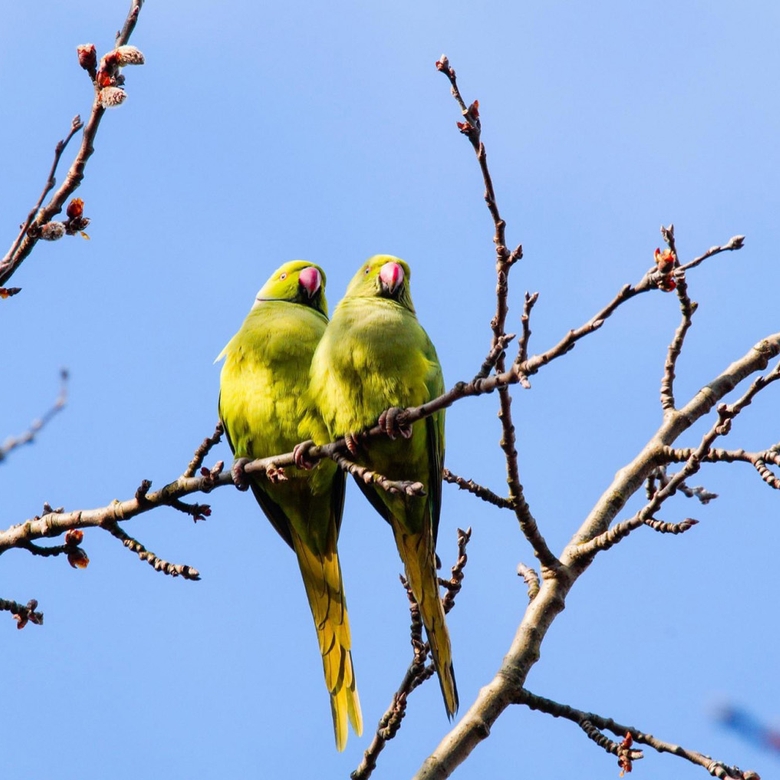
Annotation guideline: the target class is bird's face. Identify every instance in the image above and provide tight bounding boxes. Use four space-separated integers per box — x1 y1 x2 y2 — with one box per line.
254 261 328 316
346 255 413 310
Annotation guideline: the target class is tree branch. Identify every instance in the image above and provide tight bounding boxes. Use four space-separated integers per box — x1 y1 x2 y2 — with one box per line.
412 335 780 779
517 688 760 779
0 0 146 288
443 468 514 510
0 369 68 463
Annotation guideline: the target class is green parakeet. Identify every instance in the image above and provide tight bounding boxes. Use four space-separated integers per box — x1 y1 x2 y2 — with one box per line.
309 254 458 718
217 260 362 751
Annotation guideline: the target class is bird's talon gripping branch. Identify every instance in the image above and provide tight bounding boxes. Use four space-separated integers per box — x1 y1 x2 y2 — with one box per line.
265 464 287 483
378 406 413 440
292 439 316 470
231 457 251 491
345 432 361 455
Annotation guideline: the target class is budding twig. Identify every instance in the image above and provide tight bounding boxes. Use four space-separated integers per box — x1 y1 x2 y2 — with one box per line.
0 1 146 288
516 688 759 779
0 598 44 629
443 468 514 510
102 520 200 580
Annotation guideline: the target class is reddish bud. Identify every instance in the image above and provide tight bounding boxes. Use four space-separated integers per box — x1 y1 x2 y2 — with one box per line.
65 216 91 236
0 287 22 299
100 50 121 70
654 247 675 273
468 100 480 118
77 43 97 73
66 198 84 220
67 548 90 569
65 529 84 546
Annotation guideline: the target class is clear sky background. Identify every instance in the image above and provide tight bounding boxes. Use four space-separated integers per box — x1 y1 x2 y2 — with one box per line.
2 2 779 778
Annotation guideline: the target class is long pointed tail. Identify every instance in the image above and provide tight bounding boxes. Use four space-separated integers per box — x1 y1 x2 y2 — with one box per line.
395 528 459 718
292 536 363 751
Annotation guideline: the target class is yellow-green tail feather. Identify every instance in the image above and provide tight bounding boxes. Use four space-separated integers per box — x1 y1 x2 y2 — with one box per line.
395 527 458 718
292 533 363 750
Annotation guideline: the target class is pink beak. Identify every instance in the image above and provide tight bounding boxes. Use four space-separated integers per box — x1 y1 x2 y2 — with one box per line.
379 261 404 294
298 266 321 297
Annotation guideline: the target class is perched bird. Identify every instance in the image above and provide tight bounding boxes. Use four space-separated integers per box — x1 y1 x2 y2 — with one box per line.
217 260 362 751
309 254 458 718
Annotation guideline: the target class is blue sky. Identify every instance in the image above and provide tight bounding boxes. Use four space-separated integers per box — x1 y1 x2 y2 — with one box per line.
2 2 779 778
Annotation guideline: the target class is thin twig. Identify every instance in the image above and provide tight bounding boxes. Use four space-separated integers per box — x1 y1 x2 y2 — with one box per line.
515 291 539 377
437 56 556 573
0 1 146 287
183 422 224 478
659 225 698 412
3 119 83 269
472 334 516 382
331 451 426 496
0 369 68 463
677 234 745 274
102 521 200 580
516 688 759 779
443 469 514 509
516 562 540 601
0 598 44 629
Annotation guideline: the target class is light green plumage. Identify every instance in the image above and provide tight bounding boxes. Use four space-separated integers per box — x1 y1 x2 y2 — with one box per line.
217 260 362 751
310 254 458 718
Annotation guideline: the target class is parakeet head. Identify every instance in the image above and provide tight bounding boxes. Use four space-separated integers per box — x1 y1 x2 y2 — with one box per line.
344 255 415 312
253 260 328 316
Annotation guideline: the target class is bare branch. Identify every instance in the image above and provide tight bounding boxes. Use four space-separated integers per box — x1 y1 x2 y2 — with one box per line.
2 119 83 273
103 521 200 580
517 688 760 779
331 451 426 496
659 225 697 412
0 598 44 629
472 333 515 382
437 56 559 574
440 527 471 614
677 234 745 274
413 336 780 780
515 291 539 376
443 468 514 510
576 357 780 558
0 370 68 463
516 562 540 601
0 1 146 288
182 422 224 478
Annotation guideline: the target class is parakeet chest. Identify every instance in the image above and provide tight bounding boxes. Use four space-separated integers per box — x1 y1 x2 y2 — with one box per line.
219 303 325 458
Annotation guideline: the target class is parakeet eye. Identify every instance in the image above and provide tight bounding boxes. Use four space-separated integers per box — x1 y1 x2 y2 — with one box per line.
279 272 288 280
364 266 370 275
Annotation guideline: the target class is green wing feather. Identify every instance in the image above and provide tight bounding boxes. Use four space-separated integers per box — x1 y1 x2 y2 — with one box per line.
218 260 362 750
310 254 458 718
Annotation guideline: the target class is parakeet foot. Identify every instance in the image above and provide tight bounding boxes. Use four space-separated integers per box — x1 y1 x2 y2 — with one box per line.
231 457 251 491
345 432 361 455
293 440 316 470
378 406 413 440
